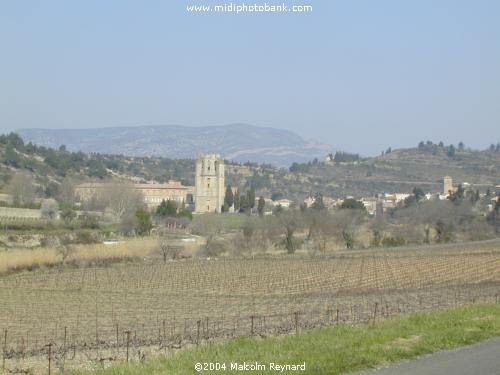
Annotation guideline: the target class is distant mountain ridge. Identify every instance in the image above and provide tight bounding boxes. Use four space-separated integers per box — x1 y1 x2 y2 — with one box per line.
17 124 332 167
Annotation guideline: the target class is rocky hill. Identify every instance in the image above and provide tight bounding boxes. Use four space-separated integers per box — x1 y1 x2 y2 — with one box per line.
273 144 500 200
1 133 499 203
17 124 331 167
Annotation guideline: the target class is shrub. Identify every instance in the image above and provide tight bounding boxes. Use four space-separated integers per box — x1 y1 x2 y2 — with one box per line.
75 231 99 244
200 239 230 258
381 236 406 247
40 199 59 220
435 220 454 243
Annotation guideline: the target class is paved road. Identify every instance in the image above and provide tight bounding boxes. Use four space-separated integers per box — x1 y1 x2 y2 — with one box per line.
352 336 500 375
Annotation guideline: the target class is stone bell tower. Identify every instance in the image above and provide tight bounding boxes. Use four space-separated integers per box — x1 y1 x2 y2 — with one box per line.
443 176 453 196
194 154 225 213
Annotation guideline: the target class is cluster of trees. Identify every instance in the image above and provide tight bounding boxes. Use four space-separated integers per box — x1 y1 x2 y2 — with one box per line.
223 186 258 213
488 143 500 152
243 171 272 190
2 172 198 236
0 132 196 184
193 201 367 258
156 199 193 221
380 147 392 156
288 152 361 173
418 140 462 149
289 158 320 173
192 187 500 258
3 172 38 207
418 141 465 159
0 132 109 178
448 184 481 204
332 151 360 163
416 140 465 158
416 140 500 157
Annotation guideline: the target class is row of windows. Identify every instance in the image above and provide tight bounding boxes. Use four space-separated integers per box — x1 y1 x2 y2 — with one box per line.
201 160 220 172
146 197 183 203
145 195 194 203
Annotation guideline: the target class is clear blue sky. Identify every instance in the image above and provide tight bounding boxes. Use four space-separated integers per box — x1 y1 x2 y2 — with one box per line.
1 0 499 155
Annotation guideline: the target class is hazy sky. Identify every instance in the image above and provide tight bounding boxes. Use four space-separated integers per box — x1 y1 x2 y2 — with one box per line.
1 0 499 155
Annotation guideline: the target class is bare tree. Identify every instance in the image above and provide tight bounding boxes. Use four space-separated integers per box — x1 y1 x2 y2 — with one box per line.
276 210 304 253
57 242 75 263
40 198 59 220
58 176 76 205
8 172 35 205
101 181 144 220
329 209 364 249
158 237 182 262
393 200 475 244
190 214 226 255
368 216 387 247
120 211 139 236
305 210 336 253
241 216 270 257
242 216 258 249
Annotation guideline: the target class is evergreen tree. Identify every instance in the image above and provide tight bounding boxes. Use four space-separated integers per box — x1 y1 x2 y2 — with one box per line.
60 203 77 223
4 145 21 168
273 204 284 215
311 192 326 211
474 190 480 203
234 189 240 211
340 198 366 211
447 145 456 158
224 186 234 208
413 187 425 202
449 184 465 203
156 199 177 217
177 209 193 221
247 187 256 209
135 208 153 235
435 220 453 243
257 196 265 216
239 195 248 212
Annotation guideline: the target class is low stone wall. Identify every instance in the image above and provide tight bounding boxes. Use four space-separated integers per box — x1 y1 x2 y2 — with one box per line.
0 207 42 219
0 193 13 204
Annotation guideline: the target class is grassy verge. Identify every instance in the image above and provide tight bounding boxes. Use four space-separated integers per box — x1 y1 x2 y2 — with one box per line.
72 304 500 375
192 213 247 231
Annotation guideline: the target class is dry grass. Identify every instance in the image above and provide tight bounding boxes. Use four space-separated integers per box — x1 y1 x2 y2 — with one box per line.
0 238 158 274
67 238 157 262
0 247 60 273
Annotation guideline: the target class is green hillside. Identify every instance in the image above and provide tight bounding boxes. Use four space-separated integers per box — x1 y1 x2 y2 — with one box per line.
1 133 499 202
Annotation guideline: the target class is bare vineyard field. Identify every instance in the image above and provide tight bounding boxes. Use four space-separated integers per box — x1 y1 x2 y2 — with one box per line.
0 240 500 373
